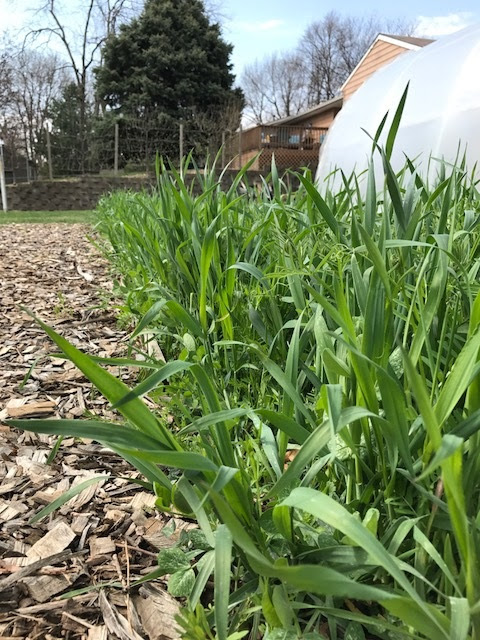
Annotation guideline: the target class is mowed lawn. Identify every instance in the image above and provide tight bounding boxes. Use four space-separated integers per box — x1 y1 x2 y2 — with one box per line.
0 211 95 224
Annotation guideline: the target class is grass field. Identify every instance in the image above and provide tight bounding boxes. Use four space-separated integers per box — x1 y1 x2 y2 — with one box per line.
0 210 95 224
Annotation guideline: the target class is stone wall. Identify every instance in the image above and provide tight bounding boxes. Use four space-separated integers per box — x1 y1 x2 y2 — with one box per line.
5 170 300 211
7 177 155 211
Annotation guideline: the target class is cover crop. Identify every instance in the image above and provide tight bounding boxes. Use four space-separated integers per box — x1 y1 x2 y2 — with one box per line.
11 147 480 639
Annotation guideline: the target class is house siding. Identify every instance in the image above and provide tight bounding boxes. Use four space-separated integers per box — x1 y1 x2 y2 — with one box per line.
343 40 409 100
302 108 340 129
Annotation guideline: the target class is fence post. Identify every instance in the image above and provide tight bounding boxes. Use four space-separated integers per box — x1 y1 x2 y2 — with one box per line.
179 123 184 169
221 131 226 169
238 125 243 168
114 123 119 176
0 140 7 212
46 128 53 181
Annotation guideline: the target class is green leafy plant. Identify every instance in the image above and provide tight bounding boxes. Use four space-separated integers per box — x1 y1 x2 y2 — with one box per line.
9 144 480 639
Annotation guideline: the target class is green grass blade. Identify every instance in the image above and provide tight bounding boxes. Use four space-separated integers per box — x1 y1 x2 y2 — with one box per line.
130 300 166 340
413 527 461 596
111 361 194 409
448 597 470 640
199 216 218 331
214 525 233 640
385 83 410 161
358 224 392 299
281 488 449 638
210 492 392 603
267 419 332 498
256 410 310 444
189 550 215 609
435 326 480 427
190 364 236 468
165 300 204 337
255 350 316 429
30 475 109 524
297 173 341 240
26 313 177 448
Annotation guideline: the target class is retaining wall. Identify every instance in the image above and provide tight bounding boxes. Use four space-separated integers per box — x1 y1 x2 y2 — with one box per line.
4 170 299 211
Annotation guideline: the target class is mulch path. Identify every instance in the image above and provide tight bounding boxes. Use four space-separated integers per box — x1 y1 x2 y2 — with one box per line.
0 224 182 640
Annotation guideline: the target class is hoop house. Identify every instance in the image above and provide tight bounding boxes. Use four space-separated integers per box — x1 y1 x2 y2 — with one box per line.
316 24 480 187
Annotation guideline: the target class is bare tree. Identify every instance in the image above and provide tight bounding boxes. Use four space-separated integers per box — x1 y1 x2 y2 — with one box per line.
241 52 308 124
23 0 142 169
96 0 140 37
12 50 66 163
300 12 417 104
0 52 14 111
203 0 228 23
0 47 66 175
187 95 243 160
300 14 340 105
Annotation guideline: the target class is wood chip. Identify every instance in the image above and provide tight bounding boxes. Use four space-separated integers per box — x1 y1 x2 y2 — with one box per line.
22 574 72 602
0 224 181 637
129 492 157 511
89 536 116 557
27 522 76 562
71 514 91 534
0 550 85 591
0 500 28 522
134 584 181 639
7 400 57 418
13 593 93 615
99 591 144 640
88 627 108 640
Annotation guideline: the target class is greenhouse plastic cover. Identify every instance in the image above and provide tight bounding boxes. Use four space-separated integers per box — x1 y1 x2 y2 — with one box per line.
316 24 480 188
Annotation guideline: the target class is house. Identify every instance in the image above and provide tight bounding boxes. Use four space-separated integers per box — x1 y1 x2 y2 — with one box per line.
230 97 343 173
231 33 433 171
342 34 434 100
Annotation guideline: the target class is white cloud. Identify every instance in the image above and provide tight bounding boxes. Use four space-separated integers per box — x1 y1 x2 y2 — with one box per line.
416 12 475 38
236 19 284 33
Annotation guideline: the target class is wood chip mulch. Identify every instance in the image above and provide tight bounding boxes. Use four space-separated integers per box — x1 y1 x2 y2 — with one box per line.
0 224 183 640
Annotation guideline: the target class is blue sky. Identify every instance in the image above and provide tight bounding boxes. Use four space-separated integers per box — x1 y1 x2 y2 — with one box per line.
218 0 480 77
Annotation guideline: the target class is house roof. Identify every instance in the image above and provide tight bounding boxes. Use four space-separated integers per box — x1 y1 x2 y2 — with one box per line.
267 96 343 127
382 34 435 47
246 33 433 131
340 33 435 91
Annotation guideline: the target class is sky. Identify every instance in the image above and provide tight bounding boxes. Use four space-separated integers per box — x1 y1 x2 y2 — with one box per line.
219 0 480 77
1 0 479 79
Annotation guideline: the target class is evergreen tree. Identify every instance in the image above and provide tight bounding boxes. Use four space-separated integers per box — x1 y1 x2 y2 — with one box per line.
95 0 242 163
49 83 95 175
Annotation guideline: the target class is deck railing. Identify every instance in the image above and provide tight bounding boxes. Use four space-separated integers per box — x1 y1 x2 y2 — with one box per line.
239 125 328 153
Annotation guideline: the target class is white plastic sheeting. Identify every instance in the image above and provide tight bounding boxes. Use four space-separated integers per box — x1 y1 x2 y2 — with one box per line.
316 24 480 188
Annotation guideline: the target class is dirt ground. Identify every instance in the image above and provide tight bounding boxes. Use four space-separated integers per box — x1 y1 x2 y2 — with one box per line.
0 225 181 640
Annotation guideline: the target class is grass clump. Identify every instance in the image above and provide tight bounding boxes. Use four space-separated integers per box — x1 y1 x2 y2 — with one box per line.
0 210 95 224
9 148 480 639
